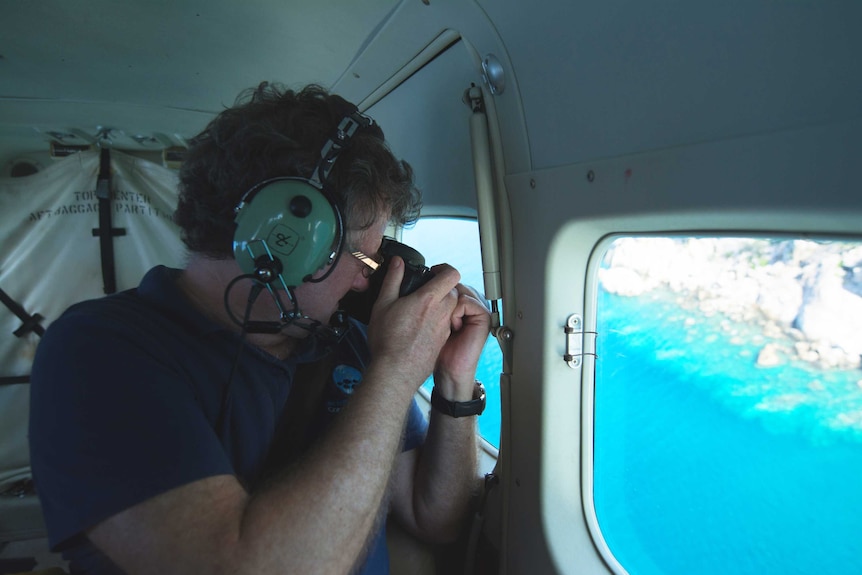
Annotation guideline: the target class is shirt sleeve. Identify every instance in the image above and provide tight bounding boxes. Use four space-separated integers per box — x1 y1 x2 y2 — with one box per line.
402 398 428 452
29 306 234 551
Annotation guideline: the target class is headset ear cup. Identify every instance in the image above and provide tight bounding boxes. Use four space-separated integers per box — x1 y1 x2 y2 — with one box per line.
233 178 342 287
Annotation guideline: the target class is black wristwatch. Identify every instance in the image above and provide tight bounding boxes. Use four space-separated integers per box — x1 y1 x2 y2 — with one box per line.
430 381 486 417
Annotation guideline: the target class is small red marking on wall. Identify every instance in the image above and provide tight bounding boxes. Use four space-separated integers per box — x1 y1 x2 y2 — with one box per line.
624 168 633 182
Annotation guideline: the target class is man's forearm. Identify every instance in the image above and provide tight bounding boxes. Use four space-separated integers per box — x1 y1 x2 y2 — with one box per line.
235 365 419 573
410 410 479 542
89 364 420 575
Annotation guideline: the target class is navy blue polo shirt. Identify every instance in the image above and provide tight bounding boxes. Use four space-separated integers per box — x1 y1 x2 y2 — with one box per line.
29 266 427 574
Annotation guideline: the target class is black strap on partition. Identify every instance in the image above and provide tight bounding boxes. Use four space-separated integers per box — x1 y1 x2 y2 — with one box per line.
91 147 126 294
0 286 43 386
0 285 44 338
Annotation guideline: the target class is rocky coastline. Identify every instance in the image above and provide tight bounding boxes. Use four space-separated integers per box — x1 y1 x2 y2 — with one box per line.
599 238 862 373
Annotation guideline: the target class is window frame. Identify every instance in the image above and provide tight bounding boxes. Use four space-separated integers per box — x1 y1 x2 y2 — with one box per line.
399 215 502 471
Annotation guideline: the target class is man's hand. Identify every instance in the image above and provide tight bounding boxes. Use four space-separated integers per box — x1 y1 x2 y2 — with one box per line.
432 280 492 401
366 257 462 390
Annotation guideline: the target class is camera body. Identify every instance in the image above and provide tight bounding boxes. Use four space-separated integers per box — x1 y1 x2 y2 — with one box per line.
376 237 435 297
339 237 435 324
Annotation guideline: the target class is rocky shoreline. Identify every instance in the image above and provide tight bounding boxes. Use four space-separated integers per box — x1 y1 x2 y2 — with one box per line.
599 238 862 372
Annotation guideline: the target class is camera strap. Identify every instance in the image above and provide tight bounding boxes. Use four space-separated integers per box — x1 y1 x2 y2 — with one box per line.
254 352 336 487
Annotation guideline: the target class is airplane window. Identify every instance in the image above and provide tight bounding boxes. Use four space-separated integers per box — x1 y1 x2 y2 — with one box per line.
401 218 503 448
592 236 862 575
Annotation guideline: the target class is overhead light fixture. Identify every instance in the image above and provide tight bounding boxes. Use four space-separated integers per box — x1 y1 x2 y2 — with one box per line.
50 140 91 158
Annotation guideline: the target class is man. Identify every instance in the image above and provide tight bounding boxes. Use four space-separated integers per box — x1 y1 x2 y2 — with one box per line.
29 83 490 574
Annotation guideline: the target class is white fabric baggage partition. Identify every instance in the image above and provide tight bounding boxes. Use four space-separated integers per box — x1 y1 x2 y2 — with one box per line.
0 149 183 540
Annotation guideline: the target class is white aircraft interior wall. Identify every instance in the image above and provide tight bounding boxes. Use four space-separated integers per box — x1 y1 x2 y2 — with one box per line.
364 42 480 217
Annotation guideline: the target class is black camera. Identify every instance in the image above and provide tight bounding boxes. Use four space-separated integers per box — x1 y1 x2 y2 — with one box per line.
377 237 435 297
339 237 435 324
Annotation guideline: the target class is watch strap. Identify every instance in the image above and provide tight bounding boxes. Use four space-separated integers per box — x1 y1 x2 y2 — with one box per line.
430 380 486 418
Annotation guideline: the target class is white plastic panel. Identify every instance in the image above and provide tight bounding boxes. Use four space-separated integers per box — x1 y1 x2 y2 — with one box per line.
365 42 482 216
480 0 862 170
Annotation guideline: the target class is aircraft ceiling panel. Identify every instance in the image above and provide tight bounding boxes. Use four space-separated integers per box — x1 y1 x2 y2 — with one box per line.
0 0 398 165
480 0 862 171
1 0 398 109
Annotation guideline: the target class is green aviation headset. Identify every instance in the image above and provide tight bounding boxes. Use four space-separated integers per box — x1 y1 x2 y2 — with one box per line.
228 109 375 331
232 110 374 288
233 177 343 288
216 110 376 429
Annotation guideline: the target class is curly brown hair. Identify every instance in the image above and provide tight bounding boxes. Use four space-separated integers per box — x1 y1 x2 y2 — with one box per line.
174 82 422 258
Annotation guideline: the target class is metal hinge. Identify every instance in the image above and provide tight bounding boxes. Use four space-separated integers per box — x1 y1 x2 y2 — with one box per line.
563 314 597 369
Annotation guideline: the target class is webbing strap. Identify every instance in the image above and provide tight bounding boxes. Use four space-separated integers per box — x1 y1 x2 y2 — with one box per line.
0 285 44 338
253 353 336 490
91 147 126 294
0 286 42 386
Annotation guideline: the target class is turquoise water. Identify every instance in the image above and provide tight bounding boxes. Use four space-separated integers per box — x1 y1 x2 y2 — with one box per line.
594 289 862 574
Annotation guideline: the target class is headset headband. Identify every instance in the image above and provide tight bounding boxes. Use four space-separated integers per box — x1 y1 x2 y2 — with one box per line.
309 111 375 189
